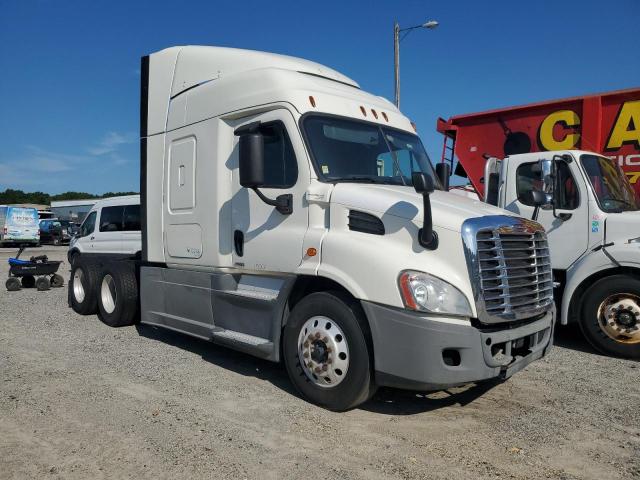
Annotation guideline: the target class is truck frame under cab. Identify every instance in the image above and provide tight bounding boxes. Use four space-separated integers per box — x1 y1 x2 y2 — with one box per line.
483 150 640 359
69 46 554 410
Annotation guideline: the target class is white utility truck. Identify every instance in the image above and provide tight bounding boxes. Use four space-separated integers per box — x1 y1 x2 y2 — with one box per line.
69 46 555 410
482 151 640 359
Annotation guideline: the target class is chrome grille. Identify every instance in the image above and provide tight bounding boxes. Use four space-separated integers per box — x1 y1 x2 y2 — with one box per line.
462 216 554 324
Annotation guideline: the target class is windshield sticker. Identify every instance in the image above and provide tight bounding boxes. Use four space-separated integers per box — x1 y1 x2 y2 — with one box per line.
321 165 329 174
592 220 600 233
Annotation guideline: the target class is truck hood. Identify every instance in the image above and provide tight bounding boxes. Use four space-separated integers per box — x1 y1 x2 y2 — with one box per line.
330 183 512 232
606 210 640 243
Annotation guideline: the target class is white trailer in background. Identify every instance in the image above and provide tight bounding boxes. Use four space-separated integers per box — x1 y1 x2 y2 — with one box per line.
69 46 555 410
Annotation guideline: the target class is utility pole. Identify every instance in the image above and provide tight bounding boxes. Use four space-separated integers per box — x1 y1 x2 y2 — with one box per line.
393 19 439 110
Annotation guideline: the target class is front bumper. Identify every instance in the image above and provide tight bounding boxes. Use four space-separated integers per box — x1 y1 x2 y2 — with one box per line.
362 302 554 391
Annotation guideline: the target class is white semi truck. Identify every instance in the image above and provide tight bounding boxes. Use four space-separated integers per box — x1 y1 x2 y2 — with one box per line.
69 46 555 410
482 151 640 359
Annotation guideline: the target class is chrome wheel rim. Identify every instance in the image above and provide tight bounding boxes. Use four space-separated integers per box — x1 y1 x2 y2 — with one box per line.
73 269 85 303
297 316 349 388
100 274 117 314
597 293 640 344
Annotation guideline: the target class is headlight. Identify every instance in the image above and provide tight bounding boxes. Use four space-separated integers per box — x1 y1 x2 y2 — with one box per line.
398 270 473 317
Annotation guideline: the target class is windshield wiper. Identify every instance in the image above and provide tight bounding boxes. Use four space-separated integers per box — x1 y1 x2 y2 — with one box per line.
331 176 385 184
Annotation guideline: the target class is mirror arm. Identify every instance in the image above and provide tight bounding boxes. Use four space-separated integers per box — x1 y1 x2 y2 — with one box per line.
531 205 540 221
418 193 438 250
252 188 293 215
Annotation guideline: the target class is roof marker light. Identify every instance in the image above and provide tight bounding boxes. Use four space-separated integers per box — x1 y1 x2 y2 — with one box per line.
309 96 316 107
371 109 378 119
381 112 389 122
410 121 417 132
360 106 367 116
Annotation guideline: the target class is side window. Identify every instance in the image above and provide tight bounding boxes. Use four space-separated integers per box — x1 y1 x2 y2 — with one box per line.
554 161 579 210
99 206 124 232
516 161 579 210
260 123 298 188
516 163 541 206
123 205 141 231
80 211 96 237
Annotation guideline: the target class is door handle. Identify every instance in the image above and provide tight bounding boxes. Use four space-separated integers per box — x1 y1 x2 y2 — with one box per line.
234 230 244 257
90 235 95 240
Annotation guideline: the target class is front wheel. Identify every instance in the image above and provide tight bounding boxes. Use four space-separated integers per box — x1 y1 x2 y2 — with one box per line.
283 291 376 411
6 277 21 291
579 275 640 359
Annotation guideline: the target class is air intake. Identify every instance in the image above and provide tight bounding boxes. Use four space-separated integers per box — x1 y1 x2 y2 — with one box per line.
348 211 385 236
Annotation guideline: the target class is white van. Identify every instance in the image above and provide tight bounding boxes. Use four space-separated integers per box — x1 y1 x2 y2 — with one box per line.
0 206 40 246
67 195 141 265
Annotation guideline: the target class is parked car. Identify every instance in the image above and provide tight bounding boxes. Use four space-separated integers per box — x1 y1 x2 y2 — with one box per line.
60 220 80 237
67 195 141 266
39 219 64 245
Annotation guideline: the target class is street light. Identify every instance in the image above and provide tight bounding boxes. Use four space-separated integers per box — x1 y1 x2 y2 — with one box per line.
394 19 439 109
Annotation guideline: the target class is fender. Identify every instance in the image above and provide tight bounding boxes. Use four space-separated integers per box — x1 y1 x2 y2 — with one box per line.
561 245 640 324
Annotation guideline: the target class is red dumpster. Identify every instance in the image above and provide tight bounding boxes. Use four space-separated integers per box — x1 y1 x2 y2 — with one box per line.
437 87 640 197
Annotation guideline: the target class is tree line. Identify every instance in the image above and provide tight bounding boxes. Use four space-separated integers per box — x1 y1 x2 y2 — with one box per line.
0 189 139 205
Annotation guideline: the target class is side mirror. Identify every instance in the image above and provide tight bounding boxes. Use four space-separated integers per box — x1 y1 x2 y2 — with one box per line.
412 172 435 194
235 127 293 215
539 158 553 195
435 163 451 191
530 189 553 221
411 172 438 250
531 189 552 207
238 133 265 188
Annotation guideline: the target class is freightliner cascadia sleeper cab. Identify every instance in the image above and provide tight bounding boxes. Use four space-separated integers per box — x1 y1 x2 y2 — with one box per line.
69 46 554 410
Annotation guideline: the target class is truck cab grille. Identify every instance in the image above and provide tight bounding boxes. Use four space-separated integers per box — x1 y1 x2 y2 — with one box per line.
462 216 554 324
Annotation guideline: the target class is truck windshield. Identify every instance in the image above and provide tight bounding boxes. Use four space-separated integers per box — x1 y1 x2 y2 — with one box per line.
580 154 640 212
302 115 440 188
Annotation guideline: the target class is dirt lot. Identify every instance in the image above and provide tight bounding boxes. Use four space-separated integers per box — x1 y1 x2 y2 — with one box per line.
1 246 639 479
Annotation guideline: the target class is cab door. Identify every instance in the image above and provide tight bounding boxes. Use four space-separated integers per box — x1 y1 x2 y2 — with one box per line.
230 109 309 273
503 155 589 269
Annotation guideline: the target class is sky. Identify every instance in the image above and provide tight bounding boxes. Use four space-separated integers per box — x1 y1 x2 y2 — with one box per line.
1 0 639 194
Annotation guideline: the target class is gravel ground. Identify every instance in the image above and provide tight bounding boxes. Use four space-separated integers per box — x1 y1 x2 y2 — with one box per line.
1 246 639 479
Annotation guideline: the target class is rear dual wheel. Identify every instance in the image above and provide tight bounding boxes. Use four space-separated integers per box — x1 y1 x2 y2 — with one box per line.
283 291 376 411
96 263 139 327
69 262 100 314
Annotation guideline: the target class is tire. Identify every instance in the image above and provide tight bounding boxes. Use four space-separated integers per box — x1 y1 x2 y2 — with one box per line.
96 262 139 327
6 277 21 291
69 261 100 315
21 275 36 288
579 275 640 359
36 276 50 291
50 274 64 288
69 250 80 267
283 291 376 411
53 236 61 246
